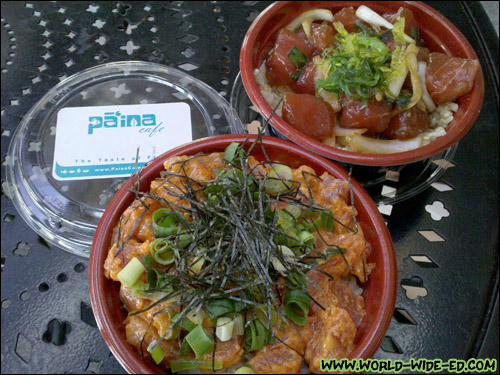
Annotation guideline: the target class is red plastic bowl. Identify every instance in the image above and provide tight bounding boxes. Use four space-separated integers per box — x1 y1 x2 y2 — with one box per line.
240 1 484 166
89 135 397 373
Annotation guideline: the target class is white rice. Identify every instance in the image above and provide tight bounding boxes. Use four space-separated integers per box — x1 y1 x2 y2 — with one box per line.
418 101 458 145
254 64 289 117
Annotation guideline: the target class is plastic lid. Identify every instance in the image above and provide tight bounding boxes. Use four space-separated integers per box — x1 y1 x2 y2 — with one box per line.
6 61 243 257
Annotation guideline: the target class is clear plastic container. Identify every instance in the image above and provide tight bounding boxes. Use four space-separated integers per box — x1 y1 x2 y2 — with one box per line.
6 61 243 257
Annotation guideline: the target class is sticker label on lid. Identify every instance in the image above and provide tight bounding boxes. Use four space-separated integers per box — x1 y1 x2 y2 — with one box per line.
52 103 192 181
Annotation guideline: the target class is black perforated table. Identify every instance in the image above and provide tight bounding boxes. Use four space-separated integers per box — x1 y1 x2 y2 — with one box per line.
1 2 498 374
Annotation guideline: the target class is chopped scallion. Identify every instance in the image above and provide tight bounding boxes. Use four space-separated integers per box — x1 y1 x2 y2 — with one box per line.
324 246 347 257
255 304 277 328
285 204 302 220
130 281 149 298
142 254 154 268
186 308 205 326
235 365 255 374
227 313 244 335
244 320 268 352
216 316 234 342
224 142 240 163
303 209 334 232
150 239 176 265
292 68 303 81
265 164 293 195
117 257 145 288
164 311 181 340
204 298 234 321
170 359 223 373
284 289 310 325
181 317 198 332
298 230 316 247
179 336 192 356
185 325 215 358
270 245 295 275
152 208 181 237
287 271 307 287
147 340 165 365
287 46 307 69
191 255 205 273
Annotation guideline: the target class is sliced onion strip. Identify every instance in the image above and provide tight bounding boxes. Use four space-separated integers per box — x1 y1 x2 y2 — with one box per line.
285 9 334 38
346 133 423 154
417 61 436 112
404 43 422 110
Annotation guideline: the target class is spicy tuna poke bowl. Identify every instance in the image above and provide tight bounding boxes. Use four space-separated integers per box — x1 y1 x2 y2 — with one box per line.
240 1 484 165
89 135 397 374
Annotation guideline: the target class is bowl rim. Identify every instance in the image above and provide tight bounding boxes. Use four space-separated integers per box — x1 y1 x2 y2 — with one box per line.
240 0 485 166
89 134 397 373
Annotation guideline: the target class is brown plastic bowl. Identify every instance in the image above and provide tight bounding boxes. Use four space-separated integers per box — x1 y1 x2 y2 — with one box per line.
240 1 484 166
89 134 397 373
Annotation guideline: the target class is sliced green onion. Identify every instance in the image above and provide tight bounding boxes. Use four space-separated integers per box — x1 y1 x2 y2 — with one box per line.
150 239 176 265
284 289 310 326
235 365 255 374
232 296 247 313
191 255 205 273
255 304 277 328
170 359 223 373
244 321 257 352
245 322 257 352
147 340 165 365
117 257 145 288
179 336 192 356
142 254 154 268
147 269 169 290
265 164 293 195
219 168 247 195
287 46 307 69
204 184 223 196
285 204 302 220
130 281 169 301
303 210 334 232
152 208 181 237
185 325 215 358
164 311 181 340
274 208 300 247
244 320 269 352
270 245 295 275
166 326 180 340
292 68 303 81
130 281 149 298
324 246 347 257
204 298 234 321
181 317 197 332
186 308 205 326
296 224 306 231
224 142 240 163
178 233 191 248
298 230 316 247
227 313 244 335
318 210 334 231
287 271 307 287
216 316 234 342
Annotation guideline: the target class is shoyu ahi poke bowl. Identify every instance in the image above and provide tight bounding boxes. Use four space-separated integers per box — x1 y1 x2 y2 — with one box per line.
89 134 397 374
240 1 484 166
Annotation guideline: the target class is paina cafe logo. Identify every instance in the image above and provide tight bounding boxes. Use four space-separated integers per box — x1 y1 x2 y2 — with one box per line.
88 111 164 137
